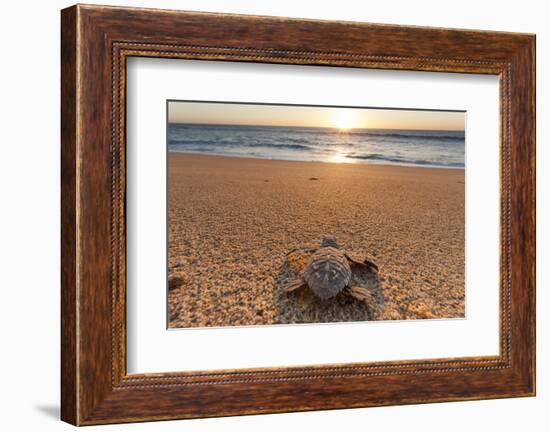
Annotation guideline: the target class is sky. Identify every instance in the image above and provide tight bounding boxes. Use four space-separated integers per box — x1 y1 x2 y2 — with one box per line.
168 101 465 131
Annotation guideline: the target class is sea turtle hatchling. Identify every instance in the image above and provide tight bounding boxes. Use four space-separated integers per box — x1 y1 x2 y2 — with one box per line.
283 235 379 303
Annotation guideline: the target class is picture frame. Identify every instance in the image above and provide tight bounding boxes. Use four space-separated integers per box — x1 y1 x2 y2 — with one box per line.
60 4 535 425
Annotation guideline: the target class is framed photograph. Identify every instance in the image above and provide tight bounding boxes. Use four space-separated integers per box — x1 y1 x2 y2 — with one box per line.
164 100 466 330
61 4 535 425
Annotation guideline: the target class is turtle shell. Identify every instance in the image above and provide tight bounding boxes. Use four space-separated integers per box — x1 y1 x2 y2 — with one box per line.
303 247 352 299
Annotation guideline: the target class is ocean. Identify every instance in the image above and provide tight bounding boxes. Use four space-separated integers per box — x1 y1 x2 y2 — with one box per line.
167 123 465 168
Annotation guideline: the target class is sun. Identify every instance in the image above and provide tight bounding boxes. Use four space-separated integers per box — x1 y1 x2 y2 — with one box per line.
331 110 360 130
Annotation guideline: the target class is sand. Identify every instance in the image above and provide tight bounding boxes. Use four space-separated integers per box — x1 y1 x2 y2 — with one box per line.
167 153 465 328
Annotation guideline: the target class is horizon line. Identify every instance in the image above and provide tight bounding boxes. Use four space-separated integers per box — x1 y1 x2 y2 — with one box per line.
167 121 465 132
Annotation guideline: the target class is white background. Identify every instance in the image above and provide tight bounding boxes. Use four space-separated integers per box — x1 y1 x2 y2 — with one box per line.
0 0 546 430
127 60 500 373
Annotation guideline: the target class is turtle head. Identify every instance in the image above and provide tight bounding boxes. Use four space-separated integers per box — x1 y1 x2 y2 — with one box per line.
320 235 338 248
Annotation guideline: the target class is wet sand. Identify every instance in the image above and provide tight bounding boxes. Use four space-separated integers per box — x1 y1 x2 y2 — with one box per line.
167 153 465 328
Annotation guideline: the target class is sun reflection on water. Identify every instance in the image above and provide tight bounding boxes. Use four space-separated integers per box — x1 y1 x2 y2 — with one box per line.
327 149 354 164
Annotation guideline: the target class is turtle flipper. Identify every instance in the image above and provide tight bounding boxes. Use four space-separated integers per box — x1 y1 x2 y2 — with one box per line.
345 252 379 273
283 276 307 292
347 285 372 303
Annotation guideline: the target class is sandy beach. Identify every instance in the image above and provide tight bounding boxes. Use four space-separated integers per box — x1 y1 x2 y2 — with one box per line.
168 153 465 328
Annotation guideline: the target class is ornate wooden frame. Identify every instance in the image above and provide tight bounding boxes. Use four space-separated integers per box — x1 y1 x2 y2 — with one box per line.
61 4 535 425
